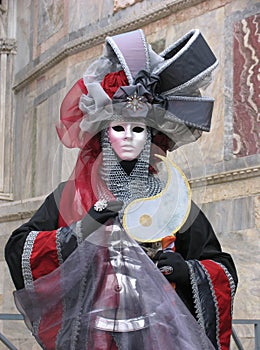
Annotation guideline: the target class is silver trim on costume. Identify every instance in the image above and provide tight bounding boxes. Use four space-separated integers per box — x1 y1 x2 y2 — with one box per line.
22 231 39 290
187 260 205 330
22 231 41 339
56 227 64 265
214 261 237 314
75 221 84 244
139 28 150 72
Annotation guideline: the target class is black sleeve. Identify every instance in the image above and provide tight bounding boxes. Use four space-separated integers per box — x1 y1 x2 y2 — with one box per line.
5 183 66 290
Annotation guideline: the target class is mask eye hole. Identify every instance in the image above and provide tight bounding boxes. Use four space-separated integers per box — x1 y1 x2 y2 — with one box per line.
112 125 125 132
133 126 144 133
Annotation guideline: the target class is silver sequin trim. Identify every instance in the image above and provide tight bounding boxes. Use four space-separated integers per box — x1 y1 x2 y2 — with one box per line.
56 227 70 349
56 227 64 265
167 95 213 102
214 261 237 315
187 261 205 330
22 231 39 290
73 221 84 244
22 231 41 339
139 29 150 72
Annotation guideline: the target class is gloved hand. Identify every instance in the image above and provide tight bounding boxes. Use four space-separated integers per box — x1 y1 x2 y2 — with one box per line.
81 200 123 239
157 251 190 285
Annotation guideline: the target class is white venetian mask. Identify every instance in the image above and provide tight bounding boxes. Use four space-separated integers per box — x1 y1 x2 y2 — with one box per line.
108 121 147 161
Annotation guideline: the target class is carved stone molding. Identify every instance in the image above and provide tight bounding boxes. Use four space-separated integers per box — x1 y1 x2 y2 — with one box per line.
13 0 203 92
113 0 143 13
0 38 16 54
190 166 260 188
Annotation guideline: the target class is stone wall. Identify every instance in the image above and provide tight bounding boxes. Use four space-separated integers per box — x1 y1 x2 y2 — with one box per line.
0 0 259 348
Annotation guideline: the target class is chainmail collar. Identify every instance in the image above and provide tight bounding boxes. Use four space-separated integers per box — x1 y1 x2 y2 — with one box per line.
99 128 162 207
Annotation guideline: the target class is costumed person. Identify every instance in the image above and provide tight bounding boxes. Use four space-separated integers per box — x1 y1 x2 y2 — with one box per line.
5 29 237 350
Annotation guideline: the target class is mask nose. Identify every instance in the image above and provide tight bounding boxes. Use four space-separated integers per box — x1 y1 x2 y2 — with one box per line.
124 125 133 139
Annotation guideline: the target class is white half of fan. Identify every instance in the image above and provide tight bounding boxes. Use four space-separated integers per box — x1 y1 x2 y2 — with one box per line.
123 154 191 242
